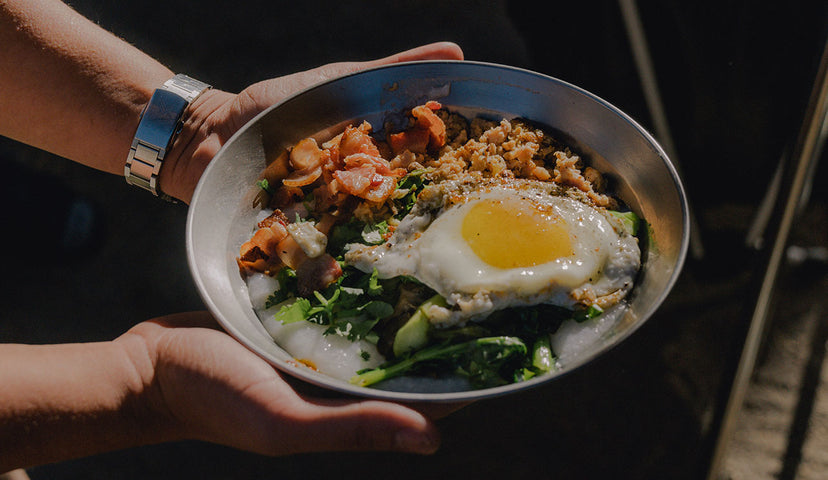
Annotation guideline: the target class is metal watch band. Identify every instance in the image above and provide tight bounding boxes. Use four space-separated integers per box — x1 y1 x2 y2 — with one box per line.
124 74 211 201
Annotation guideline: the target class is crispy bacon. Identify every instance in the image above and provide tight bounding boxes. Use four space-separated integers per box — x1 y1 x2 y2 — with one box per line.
388 127 430 154
362 175 397 203
413 100 446 149
333 156 403 204
240 102 445 277
296 253 343 297
344 153 406 177
258 210 288 228
333 167 373 196
283 138 327 187
388 101 446 154
238 212 290 275
289 138 325 170
339 122 380 158
274 234 307 270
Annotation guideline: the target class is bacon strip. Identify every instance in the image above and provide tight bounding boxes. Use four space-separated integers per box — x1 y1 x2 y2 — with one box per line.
388 101 447 154
238 211 290 275
296 253 343 297
338 122 380 158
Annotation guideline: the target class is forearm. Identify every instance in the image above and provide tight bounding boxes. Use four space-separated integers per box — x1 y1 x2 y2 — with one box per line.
0 337 176 472
0 0 173 175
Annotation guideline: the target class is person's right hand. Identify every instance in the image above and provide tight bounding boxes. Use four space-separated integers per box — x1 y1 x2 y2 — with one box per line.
118 311 444 455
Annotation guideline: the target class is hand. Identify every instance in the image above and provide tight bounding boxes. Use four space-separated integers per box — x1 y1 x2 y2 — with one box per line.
161 42 464 203
118 311 446 455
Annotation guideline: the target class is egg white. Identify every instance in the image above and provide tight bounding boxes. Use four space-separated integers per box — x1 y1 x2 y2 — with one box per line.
345 179 640 326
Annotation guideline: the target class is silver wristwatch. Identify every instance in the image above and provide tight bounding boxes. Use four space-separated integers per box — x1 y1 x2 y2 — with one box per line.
124 74 211 202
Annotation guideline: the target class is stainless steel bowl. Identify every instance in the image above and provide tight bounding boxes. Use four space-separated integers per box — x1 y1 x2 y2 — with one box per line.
186 61 689 402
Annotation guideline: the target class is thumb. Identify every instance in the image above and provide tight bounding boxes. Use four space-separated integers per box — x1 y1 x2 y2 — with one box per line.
317 41 464 80
362 41 465 67
232 42 464 129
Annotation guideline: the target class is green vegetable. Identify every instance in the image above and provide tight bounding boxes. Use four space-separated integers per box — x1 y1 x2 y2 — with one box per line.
273 298 311 325
609 210 640 236
393 169 427 218
392 294 447 357
351 336 528 388
531 334 556 373
270 267 394 342
360 221 389 245
572 304 603 323
360 268 384 297
264 267 298 307
256 178 275 194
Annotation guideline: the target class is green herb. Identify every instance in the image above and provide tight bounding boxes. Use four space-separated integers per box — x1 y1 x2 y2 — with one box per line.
302 192 316 211
531 335 556 373
327 219 368 257
273 298 311 325
264 267 298 307
609 210 640 236
361 221 389 245
351 336 528 388
393 169 427 218
256 178 275 194
361 268 384 297
572 304 603 323
270 267 395 342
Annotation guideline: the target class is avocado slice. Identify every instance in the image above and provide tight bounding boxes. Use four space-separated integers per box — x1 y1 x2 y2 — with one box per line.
392 294 447 357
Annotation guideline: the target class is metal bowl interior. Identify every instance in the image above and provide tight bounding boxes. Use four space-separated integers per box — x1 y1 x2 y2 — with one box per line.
186 61 689 402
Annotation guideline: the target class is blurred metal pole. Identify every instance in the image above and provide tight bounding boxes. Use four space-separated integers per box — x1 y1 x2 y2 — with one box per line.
702 31 828 480
618 0 705 260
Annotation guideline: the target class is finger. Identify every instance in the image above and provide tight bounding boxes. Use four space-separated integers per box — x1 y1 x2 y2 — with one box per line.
234 41 464 120
363 41 465 67
146 311 221 330
294 41 464 88
405 400 473 420
281 397 441 455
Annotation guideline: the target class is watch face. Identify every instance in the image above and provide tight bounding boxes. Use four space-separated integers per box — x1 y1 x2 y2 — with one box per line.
138 89 189 150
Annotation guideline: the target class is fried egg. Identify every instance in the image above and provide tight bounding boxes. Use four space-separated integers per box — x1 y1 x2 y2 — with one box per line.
345 179 640 327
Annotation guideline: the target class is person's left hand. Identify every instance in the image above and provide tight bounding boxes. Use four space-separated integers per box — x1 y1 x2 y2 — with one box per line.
118 311 451 456
161 42 464 203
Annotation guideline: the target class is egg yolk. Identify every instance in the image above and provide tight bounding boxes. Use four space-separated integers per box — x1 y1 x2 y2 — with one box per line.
461 197 573 268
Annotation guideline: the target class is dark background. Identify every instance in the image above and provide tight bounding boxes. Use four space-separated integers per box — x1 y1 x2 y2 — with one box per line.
2 1 827 478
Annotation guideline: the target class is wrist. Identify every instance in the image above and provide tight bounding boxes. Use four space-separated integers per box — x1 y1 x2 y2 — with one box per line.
124 74 212 203
158 87 236 203
113 325 185 446
0 340 178 471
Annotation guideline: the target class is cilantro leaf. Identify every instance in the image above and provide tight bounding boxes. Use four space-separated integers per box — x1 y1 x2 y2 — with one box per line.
265 267 298 308
325 315 381 342
361 221 389 245
393 169 427 218
256 178 275 194
273 298 311 324
328 219 367 257
361 268 384 297
572 304 604 323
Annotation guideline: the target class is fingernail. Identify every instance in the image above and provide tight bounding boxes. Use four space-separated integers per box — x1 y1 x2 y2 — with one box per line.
395 429 438 454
